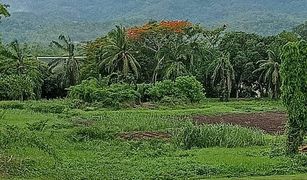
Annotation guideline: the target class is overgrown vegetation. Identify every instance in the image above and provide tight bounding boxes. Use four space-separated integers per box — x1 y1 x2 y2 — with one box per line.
281 40 307 154
174 123 266 149
0 100 306 179
1 3 307 179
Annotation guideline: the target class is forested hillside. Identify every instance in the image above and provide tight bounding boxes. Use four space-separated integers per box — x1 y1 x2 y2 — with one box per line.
0 0 306 43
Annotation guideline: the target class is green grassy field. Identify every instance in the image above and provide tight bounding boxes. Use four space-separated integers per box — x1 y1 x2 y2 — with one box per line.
0 99 306 179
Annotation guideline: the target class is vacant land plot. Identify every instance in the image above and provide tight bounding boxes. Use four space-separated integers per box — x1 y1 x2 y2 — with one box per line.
193 112 287 134
0 100 306 179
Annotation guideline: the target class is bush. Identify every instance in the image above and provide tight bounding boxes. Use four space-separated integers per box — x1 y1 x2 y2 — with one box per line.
0 75 35 101
137 83 153 102
68 78 140 107
174 123 266 149
146 76 205 103
146 80 177 102
175 76 204 103
160 96 188 105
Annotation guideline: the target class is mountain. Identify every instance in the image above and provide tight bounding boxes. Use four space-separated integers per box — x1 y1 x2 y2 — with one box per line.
0 0 306 43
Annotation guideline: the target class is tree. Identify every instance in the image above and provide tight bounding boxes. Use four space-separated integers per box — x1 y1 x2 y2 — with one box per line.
210 53 235 101
154 38 190 81
281 40 307 154
219 32 268 98
0 40 28 75
294 22 307 41
50 35 80 87
100 26 140 79
253 50 281 99
0 40 45 100
0 3 9 19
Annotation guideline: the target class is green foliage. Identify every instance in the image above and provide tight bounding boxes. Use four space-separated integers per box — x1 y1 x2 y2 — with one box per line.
68 78 140 107
0 125 57 158
147 80 177 102
0 40 46 100
0 100 68 114
210 53 235 101
49 35 81 87
0 99 304 179
174 123 266 149
0 3 9 19
294 22 307 41
253 50 281 99
68 127 115 142
280 40 307 154
28 103 67 114
100 26 140 79
175 76 204 103
0 75 34 100
147 76 204 103
136 83 153 102
26 120 49 132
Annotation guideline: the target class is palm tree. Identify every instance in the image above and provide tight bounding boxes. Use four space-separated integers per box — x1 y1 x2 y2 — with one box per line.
50 35 80 87
0 40 44 100
0 40 27 75
153 39 191 81
0 3 10 19
100 26 140 79
253 50 280 99
210 53 235 101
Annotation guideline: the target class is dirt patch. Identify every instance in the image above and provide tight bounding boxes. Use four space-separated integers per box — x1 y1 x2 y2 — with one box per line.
193 112 287 134
119 132 171 140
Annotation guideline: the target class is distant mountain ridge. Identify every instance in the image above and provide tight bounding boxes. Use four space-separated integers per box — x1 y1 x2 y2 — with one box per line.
0 0 306 43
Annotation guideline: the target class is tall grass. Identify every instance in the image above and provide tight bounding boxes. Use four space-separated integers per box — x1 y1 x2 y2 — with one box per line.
174 123 267 149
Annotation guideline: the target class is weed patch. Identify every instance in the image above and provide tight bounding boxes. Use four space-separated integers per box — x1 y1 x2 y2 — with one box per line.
174 123 267 149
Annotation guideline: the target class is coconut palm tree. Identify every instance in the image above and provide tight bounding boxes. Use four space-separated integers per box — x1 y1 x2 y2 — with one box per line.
152 38 191 81
100 26 140 79
0 3 10 19
0 40 28 75
50 35 80 87
253 50 280 99
0 40 44 100
210 53 235 101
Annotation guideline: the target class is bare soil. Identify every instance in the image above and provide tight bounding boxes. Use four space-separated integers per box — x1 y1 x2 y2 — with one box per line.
192 112 287 134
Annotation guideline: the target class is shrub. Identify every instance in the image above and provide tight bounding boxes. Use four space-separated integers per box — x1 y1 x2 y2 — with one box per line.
146 76 205 103
175 76 204 103
0 75 34 101
68 78 140 107
174 123 266 149
146 80 177 102
137 83 153 102
160 96 188 105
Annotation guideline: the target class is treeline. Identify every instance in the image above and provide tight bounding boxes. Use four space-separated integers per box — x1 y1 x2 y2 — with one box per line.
0 20 306 104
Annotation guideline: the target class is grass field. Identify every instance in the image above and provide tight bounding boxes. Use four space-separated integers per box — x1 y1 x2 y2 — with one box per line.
1 99 307 179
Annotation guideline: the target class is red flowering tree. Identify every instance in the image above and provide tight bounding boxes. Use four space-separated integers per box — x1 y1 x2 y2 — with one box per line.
127 20 192 40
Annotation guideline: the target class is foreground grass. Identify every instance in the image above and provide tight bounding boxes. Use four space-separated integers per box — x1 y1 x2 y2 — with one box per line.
223 174 307 180
1 99 306 179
